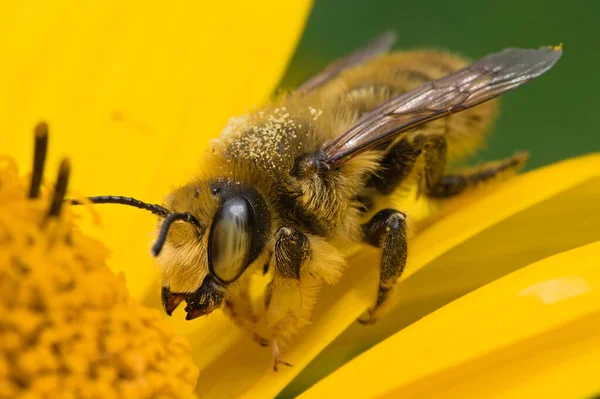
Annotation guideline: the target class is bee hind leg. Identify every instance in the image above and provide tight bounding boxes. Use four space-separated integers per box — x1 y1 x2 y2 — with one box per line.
367 134 447 196
360 208 408 324
427 152 529 198
368 132 528 198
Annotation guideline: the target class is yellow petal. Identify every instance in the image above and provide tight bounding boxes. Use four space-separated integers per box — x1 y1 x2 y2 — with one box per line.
301 241 600 399
0 1 312 298
284 153 600 396
179 153 599 399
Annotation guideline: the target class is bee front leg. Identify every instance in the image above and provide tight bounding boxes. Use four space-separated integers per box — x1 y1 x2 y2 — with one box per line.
222 296 270 347
360 208 408 324
265 226 312 371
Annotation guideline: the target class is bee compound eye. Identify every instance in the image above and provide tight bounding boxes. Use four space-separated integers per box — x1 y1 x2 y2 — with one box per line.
208 196 253 282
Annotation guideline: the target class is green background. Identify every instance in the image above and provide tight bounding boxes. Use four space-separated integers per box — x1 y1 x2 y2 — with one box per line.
280 0 599 171
278 0 598 397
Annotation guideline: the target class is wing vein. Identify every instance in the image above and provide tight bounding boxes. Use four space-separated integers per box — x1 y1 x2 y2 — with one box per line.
322 46 562 166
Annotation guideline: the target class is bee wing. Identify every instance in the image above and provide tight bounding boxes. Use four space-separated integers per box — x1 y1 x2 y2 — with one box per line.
296 31 397 94
322 46 563 167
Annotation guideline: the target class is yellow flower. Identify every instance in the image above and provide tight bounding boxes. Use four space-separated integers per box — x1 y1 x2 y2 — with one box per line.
2 2 600 399
0 126 198 398
290 154 600 399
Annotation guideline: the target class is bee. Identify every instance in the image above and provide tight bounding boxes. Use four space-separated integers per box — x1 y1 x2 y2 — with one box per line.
71 32 561 370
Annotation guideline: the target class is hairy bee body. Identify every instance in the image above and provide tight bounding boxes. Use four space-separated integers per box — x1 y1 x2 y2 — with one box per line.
159 50 498 344
79 35 560 368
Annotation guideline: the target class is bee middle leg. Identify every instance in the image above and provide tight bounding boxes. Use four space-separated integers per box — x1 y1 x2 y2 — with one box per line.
360 208 408 324
265 226 312 371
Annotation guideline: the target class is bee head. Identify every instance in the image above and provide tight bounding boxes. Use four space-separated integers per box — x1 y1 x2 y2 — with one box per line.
156 178 271 319
71 178 271 320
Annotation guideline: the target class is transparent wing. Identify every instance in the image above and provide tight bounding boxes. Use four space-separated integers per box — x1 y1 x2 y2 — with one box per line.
296 31 397 94
322 46 563 167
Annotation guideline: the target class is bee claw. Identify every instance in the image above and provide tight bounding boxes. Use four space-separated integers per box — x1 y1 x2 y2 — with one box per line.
253 334 269 347
273 360 293 372
357 309 377 325
272 339 292 372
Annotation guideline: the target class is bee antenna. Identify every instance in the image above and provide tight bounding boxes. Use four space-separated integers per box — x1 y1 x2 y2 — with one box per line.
152 212 201 257
68 196 170 217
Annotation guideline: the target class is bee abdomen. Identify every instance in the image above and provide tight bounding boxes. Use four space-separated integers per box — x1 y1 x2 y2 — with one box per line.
331 51 498 160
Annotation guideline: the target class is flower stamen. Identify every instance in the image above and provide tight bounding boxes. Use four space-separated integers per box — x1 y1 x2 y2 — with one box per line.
46 159 70 219
28 122 48 199
1 124 199 397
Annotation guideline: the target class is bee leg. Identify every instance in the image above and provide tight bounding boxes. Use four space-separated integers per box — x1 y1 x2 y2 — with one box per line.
266 226 312 371
367 134 447 196
272 339 293 372
222 298 270 346
368 134 528 198
427 152 529 198
360 208 407 324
